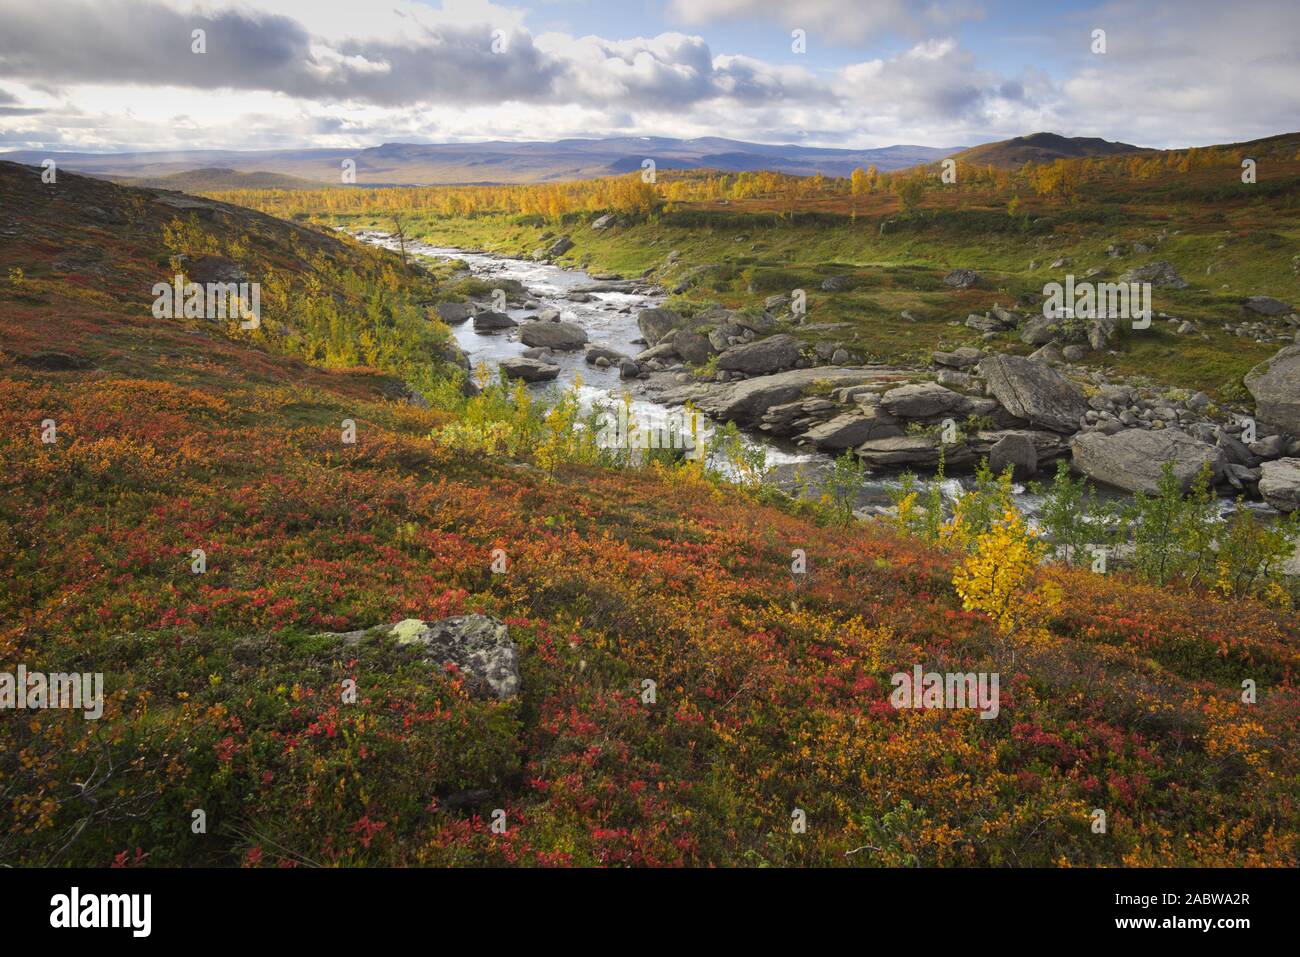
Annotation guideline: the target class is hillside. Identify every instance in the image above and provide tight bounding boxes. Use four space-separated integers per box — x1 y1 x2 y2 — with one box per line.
115 167 325 191
0 136 962 186
952 132 1146 169
2 161 1298 867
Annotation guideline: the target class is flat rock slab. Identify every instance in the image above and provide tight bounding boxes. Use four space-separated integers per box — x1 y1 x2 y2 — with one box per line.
1070 428 1224 494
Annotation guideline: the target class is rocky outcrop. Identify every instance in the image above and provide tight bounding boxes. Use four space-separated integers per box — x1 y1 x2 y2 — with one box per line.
672 327 718 365
1259 458 1300 512
653 367 893 427
1070 428 1224 493
980 355 1089 433
1245 344 1300 436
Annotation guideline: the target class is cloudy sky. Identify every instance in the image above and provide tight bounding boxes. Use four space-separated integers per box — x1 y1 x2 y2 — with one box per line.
0 0 1296 153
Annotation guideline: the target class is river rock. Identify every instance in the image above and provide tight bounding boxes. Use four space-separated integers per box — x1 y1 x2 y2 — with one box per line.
716 334 801 375
637 307 683 346
671 367 893 426
1070 428 1224 493
1259 458 1300 512
1244 344 1300 435
800 409 903 450
473 310 517 331
500 357 560 382
586 345 630 365
881 382 971 419
988 433 1038 479
519 321 588 350
980 355 1089 432
433 302 475 324
547 236 573 258
856 435 978 469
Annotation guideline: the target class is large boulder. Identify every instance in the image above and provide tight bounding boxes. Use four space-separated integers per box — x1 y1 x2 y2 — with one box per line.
980 355 1089 433
547 235 573 257
637 308 683 346
433 302 475 324
988 433 1038 480
672 327 718 365
1244 344 1300 436
1259 458 1300 512
519 321 588 351
500 357 560 382
880 382 971 419
1243 296 1293 317
390 616 519 699
716 334 801 376
473 310 517 331
1070 428 1224 494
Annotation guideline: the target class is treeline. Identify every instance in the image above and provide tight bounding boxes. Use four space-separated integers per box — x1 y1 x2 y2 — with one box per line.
209 135 1300 223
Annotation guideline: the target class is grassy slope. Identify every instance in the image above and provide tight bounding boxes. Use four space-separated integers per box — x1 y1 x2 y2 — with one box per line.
2 164 1299 868
316 142 1300 405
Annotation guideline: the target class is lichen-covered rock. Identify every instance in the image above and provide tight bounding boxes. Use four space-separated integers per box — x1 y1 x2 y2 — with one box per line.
391 616 520 699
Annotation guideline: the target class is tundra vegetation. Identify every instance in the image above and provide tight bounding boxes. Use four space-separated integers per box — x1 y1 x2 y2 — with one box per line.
1 155 1298 867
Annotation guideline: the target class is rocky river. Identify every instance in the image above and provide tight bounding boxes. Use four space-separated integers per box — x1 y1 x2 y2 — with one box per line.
355 230 1300 524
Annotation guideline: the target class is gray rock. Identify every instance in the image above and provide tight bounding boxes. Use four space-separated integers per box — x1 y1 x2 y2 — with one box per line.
619 359 641 380
980 355 1089 433
1119 260 1187 289
944 269 979 289
519 321 588 350
1244 296 1292 317
586 345 631 365
1070 429 1224 493
673 327 718 365
1244 344 1300 435
856 435 978 469
547 235 573 258
433 302 475 324
591 213 617 230
390 616 519 699
637 307 683 346
933 346 984 369
472 310 517 331
1258 458 1300 512
988 432 1038 479
821 275 851 292
500 357 561 382
717 334 801 375
881 381 971 419
800 409 902 449
1062 344 1090 362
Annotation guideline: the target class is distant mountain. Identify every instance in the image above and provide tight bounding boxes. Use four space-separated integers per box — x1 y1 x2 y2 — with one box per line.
114 167 324 191
0 137 964 186
951 132 1146 169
